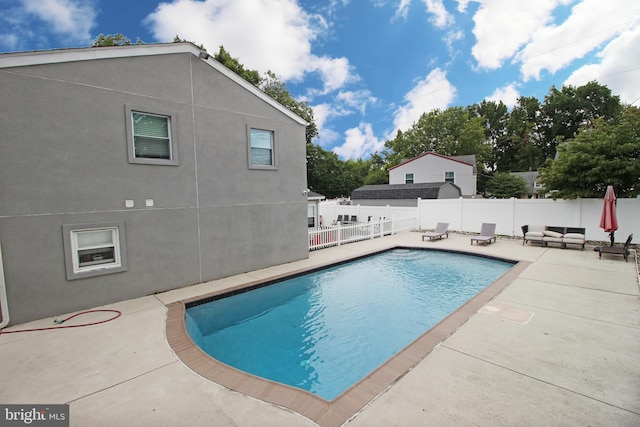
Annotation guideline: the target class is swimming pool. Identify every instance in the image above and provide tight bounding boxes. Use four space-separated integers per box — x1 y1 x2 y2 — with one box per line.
184 248 516 400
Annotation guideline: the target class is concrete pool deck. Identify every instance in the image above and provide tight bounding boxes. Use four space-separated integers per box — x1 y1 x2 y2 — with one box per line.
1 232 639 426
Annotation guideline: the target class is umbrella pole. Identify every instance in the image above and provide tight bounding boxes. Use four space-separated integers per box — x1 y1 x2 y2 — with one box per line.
609 232 615 246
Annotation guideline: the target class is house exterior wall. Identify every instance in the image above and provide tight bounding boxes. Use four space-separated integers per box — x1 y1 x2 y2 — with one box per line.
0 46 308 324
389 154 476 195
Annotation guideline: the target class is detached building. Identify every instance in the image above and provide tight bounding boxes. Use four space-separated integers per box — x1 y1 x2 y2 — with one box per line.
351 182 461 207
350 152 475 206
0 43 309 324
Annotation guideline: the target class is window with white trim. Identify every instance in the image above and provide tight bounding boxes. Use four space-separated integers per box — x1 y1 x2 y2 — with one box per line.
248 128 277 169
405 173 414 184
445 171 455 183
126 106 179 165
63 222 128 280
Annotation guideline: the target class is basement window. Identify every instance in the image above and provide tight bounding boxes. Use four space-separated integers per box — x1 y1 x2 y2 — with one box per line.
63 222 128 280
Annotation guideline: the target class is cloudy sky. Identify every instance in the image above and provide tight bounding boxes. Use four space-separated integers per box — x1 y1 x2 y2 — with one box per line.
2 0 639 159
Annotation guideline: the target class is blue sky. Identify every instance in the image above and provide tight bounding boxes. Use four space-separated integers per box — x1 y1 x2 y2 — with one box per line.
2 0 639 159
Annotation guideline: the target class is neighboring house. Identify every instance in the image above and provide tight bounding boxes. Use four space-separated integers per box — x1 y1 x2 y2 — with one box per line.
351 182 461 207
0 43 309 324
511 171 542 198
388 152 477 196
307 191 326 227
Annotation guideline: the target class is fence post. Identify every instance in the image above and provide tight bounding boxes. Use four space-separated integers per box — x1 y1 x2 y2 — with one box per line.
416 197 422 230
337 223 342 246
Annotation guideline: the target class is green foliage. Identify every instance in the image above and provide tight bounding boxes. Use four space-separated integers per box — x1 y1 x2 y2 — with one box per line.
172 35 205 50
210 47 317 144
260 71 318 144
92 33 143 47
538 81 622 160
213 45 260 85
539 105 640 199
485 173 529 198
384 106 490 168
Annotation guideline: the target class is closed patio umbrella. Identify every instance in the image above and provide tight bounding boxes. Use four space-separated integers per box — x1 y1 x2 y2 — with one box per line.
599 185 618 246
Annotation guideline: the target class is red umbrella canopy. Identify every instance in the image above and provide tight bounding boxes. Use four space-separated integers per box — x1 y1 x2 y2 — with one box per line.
599 185 618 233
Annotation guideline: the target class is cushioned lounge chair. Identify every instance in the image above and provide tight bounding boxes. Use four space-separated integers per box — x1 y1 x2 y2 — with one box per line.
470 223 496 245
598 234 633 262
422 222 449 241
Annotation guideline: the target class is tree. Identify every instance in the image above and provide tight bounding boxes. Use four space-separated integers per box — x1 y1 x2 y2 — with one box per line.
213 45 260 85
306 144 354 198
485 173 529 198
468 100 509 171
260 71 318 144
384 107 490 167
538 81 623 160
92 33 144 47
539 105 640 199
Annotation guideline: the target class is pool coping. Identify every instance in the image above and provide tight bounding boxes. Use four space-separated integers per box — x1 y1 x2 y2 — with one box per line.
166 247 530 427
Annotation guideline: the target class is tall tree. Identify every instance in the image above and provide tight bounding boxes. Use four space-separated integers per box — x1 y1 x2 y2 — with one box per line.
259 71 318 144
468 100 509 171
539 105 640 199
498 96 543 172
384 107 490 167
538 81 623 160
306 144 357 198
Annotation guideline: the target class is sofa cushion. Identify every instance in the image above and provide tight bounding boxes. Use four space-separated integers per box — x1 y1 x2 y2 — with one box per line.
543 230 563 238
529 225 546 233
525 231 544 239
563 233 585 240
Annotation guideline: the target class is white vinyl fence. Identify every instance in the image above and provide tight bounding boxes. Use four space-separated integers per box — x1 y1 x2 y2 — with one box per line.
308 217 416 251
319 197 640 244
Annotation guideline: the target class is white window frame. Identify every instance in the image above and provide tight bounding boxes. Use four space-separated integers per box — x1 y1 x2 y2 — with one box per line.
248 127 277 170
405 173 414 184
125 105 179 166
445 171 455 183
63 222 128 280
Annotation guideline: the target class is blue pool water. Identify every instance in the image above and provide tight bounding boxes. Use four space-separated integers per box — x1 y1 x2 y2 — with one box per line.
186 248 514 400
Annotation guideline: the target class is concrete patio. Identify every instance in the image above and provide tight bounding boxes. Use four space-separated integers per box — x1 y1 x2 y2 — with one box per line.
1 232 639 426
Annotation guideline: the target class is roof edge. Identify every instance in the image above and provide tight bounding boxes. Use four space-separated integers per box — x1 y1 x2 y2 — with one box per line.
388 151 474 170
0 43 308 126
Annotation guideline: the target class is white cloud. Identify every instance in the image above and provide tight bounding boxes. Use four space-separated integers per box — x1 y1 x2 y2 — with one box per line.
392 68 457 132
485 83 520 107
1 0 97 49
145 0 355 92
393 0 413 20
564 25 640 105
422 0 453 28
470 0 566 70
516 0 640 81
336 90 377 115
333 122 385 159
22 0 96 39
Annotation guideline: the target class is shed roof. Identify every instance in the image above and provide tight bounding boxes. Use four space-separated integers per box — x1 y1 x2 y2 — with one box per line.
351 182 461 200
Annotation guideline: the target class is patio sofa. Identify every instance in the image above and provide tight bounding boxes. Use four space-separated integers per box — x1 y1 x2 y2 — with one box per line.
521 225 586 250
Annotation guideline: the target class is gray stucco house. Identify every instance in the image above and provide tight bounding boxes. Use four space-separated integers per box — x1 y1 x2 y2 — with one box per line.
0 43 309 324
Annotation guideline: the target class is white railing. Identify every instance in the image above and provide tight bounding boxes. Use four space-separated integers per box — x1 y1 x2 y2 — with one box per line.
308 217 416 251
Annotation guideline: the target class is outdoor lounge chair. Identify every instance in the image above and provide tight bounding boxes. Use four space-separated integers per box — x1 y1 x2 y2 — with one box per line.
470 223 497 245
598 234 633 262
422 223 449 241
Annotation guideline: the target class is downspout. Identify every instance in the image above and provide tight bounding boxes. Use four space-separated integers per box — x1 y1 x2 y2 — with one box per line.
0 241 9 329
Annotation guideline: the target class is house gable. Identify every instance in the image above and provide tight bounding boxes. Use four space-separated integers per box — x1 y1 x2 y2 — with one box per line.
389 152 476 196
